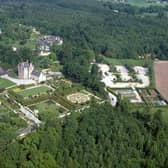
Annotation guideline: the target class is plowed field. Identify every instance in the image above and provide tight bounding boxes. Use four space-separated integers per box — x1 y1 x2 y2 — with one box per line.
154 61 168 101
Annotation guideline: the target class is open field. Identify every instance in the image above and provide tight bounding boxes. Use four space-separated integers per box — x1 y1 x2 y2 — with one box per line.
154 61 168 102
0 78 15 89
18 86 50 97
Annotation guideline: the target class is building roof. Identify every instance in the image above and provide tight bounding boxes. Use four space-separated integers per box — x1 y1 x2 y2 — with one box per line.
19 61 30 68
32 70 41 77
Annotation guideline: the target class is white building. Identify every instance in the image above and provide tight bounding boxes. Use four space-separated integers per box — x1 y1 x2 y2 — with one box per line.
18 61 46 83
31 70 46 83
18 61 34 80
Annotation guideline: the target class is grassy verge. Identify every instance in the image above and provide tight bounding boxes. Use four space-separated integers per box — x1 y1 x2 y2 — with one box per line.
0 78 15 89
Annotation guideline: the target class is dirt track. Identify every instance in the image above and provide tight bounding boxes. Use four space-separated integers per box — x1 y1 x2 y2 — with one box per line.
154 61 168 101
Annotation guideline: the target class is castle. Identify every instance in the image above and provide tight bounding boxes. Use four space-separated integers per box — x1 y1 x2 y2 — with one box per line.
18 61 46 83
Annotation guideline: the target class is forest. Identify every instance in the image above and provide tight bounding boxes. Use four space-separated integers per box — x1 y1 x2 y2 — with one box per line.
0 0 168 63
0 102 168 168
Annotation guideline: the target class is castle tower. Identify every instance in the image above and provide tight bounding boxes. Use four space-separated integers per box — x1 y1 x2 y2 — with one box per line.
18 61 34 80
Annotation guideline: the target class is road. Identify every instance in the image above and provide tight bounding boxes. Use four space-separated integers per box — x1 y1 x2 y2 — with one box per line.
1 74 36 85
20 106 41 125
5 94 41 137
18 125 37 138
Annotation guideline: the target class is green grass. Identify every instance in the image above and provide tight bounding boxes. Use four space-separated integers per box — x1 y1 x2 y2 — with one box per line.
18 86 50 97
149 106 168 123
127 0 167 7
8 72 18 79
104 57 152 67
50 63 63 71
30 100 65 114
0 78 15 89
30 100 66 121
98 0 167 7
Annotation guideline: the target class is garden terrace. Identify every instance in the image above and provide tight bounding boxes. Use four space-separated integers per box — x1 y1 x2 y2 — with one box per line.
17 86 51 98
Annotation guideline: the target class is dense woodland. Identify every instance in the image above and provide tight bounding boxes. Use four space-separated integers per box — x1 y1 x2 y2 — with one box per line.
0 0 168 62
0 0 168 168
0 102 168 168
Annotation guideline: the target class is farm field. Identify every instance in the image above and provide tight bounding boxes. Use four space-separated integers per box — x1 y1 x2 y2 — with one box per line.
154 61 168 102
0 78 15 89
18 86 50 97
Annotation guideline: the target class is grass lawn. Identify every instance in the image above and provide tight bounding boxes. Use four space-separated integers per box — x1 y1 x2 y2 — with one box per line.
30 100 66 121
149 106 168 124
50 63 63 71
31 100 65 114
18 86 50 97
127 0 167 7
0 78 15 89
8 72 18 79
104 57 153 67
98 0 167 7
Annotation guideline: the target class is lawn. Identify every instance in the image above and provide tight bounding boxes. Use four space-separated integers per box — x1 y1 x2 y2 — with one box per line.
127 0 167 7
8 72 18 79
98 0 167 7
30 100 66 121
0 78 15 89
104 57 152 67
18 86 50 97
31 100 65 114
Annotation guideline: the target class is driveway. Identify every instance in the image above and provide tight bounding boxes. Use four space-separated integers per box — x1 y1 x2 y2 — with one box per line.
1 75 36 85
